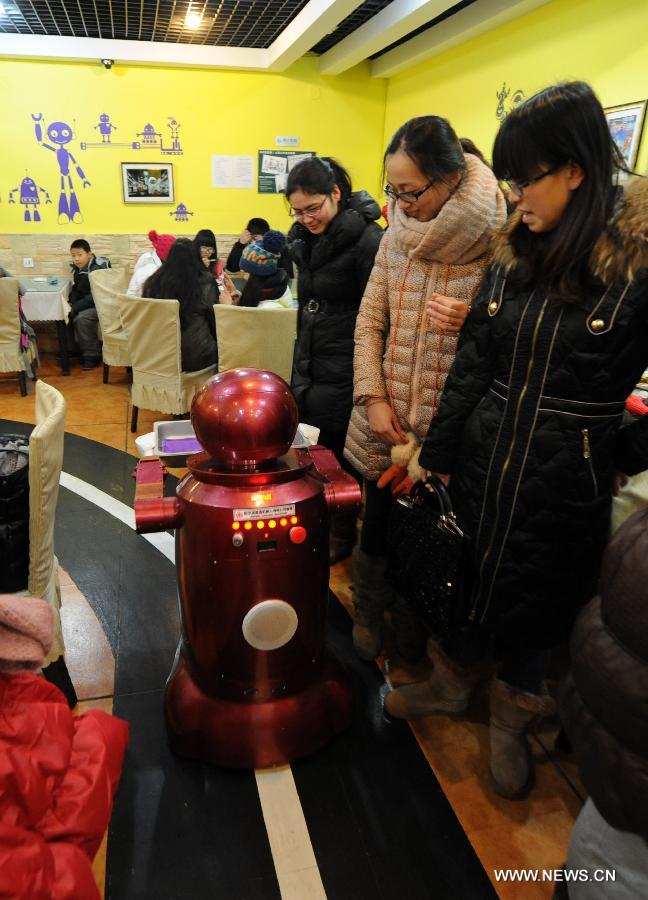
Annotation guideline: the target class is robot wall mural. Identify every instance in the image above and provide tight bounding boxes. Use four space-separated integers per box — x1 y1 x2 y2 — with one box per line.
8 175 52 221
32 114 91 224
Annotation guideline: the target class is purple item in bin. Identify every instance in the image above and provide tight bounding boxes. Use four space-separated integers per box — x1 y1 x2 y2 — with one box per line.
161 437 202 454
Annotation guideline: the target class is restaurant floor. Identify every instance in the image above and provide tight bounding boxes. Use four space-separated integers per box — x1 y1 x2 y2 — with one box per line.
0 358 584 900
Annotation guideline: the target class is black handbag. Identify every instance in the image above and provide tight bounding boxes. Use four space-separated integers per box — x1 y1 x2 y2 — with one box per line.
385 476 465 635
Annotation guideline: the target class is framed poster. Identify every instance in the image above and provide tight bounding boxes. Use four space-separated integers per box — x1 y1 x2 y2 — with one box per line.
257 150 316 193
605 101 647 170
121 162 175 203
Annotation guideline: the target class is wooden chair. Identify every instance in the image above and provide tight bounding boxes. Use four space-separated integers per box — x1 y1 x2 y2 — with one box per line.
214 304 297 383
119 295 218 433
88 267 132 383
0 277 38 396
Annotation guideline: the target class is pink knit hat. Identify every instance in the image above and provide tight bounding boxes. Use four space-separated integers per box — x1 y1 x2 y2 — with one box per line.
148 229 176 261
0 595 54 671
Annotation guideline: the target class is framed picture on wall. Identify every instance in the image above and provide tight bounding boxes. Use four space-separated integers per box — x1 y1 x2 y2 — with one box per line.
604 101 647 170
121 162 175 203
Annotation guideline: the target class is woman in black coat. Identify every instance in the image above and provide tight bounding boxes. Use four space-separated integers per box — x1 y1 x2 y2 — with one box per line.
143 238 218 372
286 157 383 562
384 81 648 799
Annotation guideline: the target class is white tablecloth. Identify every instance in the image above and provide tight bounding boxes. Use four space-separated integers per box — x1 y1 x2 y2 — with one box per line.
20 278 71 323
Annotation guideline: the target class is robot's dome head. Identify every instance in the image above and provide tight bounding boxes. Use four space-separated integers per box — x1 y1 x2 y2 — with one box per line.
24 177 35 187
100 113 109 122
48 121 72 143
192 369 298 464
177 203 187 211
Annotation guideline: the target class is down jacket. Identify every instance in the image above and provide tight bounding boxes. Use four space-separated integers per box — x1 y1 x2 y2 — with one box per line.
420 177 648 647
560 506 648 839
288 191 383 434
345 153 507 480
0 673 128 899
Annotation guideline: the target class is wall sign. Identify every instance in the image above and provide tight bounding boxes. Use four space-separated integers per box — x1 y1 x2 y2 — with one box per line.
257 150 316 194
275 136 300 147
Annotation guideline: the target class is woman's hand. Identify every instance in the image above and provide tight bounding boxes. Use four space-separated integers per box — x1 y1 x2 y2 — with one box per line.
240 228 252 244
367 401 408 447
613 472 629 496
420 468 450 487
426 294 469 333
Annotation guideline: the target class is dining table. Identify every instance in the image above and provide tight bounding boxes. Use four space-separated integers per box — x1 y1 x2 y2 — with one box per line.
19 276 72 375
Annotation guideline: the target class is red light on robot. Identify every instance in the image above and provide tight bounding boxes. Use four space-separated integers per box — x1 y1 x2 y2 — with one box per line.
279 518 287 527
232 522 240 530
268 520 277 529
244 522 252 531
289 526 307 544
290 516 298 525
256 520 265 529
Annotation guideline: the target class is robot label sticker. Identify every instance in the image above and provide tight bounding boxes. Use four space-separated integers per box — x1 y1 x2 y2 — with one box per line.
234 504 296 521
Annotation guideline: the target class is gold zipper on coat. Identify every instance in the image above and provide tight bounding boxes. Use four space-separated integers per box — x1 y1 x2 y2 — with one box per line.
470 298 547 622
581 427 599 498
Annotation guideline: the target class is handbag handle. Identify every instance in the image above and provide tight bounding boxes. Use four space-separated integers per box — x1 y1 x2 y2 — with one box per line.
399 476 463 539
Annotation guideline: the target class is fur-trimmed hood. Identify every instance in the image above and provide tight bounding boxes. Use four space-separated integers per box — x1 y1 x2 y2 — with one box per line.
492 175 648 285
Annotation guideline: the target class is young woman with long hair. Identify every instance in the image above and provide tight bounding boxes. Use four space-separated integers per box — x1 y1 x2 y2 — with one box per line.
286 156 383 563
344 116 506 662
384 81 648 800
143 238 218 371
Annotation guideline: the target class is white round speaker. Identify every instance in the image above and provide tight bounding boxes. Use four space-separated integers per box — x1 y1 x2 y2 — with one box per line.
241 599 299 651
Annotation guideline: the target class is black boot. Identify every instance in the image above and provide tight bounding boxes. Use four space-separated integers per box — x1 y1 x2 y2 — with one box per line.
329 511 357 566
42 655 78 709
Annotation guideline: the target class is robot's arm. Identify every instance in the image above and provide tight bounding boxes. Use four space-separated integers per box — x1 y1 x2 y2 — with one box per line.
8 186 19 203
69 152 91 188
32 113 55 152
38 186 52 205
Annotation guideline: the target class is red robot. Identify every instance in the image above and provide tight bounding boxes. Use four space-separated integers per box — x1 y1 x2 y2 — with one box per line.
134 369 360 769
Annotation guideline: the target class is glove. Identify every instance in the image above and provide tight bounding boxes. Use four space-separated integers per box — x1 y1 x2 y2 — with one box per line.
377 463 407 490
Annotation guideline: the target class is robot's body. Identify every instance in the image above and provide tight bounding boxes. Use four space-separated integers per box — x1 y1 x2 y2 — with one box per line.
8 176 52 221
135 370 359 768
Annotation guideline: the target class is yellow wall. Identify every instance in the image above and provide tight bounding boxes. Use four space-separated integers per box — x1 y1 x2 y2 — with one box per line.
384 0 648 173
0 57 386 235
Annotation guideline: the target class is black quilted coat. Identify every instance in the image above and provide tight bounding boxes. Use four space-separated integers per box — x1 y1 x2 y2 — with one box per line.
420 178 648 648
288 191 383 433
560 506 648 839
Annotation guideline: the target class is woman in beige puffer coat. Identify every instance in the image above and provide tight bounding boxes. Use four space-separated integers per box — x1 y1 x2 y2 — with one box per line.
344 117 506 661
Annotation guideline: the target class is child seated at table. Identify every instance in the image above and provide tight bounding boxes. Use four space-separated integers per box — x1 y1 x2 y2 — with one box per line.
69 239 111 370
239 230 295 309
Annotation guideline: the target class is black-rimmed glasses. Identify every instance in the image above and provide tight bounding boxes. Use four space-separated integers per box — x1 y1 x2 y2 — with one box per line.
289 197 328 220
502 164 563 195
384 182 434 204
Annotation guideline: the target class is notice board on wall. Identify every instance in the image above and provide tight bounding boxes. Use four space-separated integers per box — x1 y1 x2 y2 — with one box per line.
257 150 316 193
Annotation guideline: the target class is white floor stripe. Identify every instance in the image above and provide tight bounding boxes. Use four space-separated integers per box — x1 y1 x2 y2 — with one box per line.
255 767 327 899
59 471 176 563
59 468 324 899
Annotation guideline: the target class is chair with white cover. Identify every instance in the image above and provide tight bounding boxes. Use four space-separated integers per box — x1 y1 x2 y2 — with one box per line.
119 295 218 432
214 304 297 383
0 277 38 396
88 267 132 384
10 381 67 668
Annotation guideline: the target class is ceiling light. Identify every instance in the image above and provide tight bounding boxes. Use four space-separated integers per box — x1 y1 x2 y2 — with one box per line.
185 11 203 29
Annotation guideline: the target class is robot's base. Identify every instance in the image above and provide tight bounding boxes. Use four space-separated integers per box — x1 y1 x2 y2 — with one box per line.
165 655 353 769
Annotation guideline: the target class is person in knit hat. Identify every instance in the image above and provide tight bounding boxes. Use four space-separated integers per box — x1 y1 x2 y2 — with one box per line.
239 230 296 309
0 594 53 671
127 229 176 295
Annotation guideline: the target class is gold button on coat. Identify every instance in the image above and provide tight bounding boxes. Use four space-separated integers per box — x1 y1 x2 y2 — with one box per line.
591 318 605 331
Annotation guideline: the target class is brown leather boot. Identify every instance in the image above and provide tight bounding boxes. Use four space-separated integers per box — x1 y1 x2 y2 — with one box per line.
384 640 480 718
351 547 390 660
489 678 556 799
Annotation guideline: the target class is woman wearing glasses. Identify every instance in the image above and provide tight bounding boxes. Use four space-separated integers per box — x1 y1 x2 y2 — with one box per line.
384 81 648 800
345 116 506 663
286 156 383 564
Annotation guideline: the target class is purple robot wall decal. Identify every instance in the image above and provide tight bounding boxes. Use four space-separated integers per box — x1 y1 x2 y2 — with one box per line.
169 203 194 222
8 175 52 222
94 113 118 143
32 114 91 224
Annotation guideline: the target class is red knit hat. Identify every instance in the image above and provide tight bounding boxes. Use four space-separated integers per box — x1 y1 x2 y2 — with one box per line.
148 229 176 261
0 595 53 671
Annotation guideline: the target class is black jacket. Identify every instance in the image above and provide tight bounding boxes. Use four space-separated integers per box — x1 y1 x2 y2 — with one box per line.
69 255 111 315
561 506 648 840
287 191 383 433
240 268 290 307
420 178 648 647
179 274 219 372
227 241 294 279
